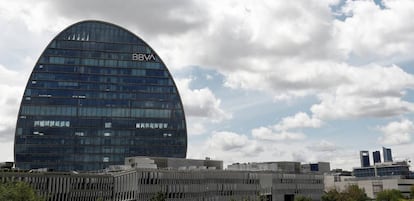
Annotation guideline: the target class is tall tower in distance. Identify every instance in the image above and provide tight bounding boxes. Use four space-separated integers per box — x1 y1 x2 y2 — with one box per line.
360 150 370 167
373 151 381 164
383 147 393 162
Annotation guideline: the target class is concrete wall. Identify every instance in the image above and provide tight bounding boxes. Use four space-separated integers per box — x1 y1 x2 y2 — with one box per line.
112 169 260 201
331 177 414 199
0 167 325 201
0 171 114 201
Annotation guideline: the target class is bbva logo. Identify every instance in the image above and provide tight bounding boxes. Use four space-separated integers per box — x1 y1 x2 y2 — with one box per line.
132 53 156 61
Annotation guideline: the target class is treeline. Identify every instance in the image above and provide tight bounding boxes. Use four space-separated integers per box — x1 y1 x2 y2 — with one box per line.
321 184 414 201
0 180 45 201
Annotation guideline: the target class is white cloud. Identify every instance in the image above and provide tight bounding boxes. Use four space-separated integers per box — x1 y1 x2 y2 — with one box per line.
207 131 250 151
0 0 69 34
176 78 231 122
205 74 213 80
252 127 306 141
389 143 414 162
335 0 414 62
311 65 414 120
190 130 359 170
50 0 207 36
0 64 24 86
274 112 323 131
307 140 337 152
378 119 414 145
248 112 322 142
247 112 324 142
202 131 264 161
291 151 308 163
222 60 414 122
0 65 26 142
326 150 360 170
0 141 13 161
3 0 413 122
186 119 206 136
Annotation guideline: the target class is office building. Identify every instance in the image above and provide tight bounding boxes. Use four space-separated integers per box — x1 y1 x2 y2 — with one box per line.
325 148 414 199
360 151 370 167
0 158 325 201
301 162 331 174
324 169 353 192
383 147 393 162
0 170 114 201
0 168 258 201
14 20 187 171
353 161 410 178
332 176 414 199
259 173 324 201
112 168 260 201
227 161 301 173
373 151 381 164
227 161 326 200
124 156 223 170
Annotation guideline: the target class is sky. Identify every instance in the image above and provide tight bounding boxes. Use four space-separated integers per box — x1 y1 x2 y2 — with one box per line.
1 0 414 171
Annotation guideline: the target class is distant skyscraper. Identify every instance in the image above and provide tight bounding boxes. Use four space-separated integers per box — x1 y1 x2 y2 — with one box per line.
383 147 393 162
360 151 370 167
373 151 381 164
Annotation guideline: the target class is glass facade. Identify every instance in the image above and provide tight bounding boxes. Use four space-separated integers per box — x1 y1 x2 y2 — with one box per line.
383 147 393 162
14 21 187 171
353 165 410 177
373 151 381 164
360 151 370 168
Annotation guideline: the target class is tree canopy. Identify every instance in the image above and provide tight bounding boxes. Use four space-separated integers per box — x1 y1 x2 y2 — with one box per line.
295 195 313 201
322 185 368 201
0 180 45 201
376 189 404 201
150 192 166 201
411 186 414 199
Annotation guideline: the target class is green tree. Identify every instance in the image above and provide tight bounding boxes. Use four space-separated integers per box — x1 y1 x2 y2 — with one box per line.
257 195 268 201
376 189 404 201
321 188 341 201
343 184 369 201
295 195 313 201
0 180 45 201
150 192 166 201
322 185 368 201
410 185 414 199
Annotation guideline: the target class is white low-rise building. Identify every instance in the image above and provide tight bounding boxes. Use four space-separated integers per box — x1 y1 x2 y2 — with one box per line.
330 176 414 199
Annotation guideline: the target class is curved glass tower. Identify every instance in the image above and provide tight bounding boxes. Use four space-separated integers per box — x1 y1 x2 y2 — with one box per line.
14 20 187 171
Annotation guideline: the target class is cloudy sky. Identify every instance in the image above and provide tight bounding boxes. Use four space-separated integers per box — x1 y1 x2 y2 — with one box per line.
1 0 414 170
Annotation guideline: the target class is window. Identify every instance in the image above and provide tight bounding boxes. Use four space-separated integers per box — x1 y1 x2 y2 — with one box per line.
17 128 23 135
104 122 112 128
33 120 70 127
136 122 168 129
75 132 84 137
103 157 109 162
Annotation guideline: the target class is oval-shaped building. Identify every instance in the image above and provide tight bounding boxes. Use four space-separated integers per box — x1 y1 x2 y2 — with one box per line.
14 20 187 171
